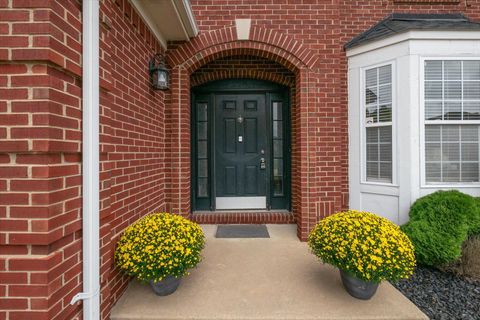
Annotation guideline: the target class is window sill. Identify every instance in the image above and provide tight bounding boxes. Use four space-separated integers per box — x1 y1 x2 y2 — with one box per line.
361 181 399 187
421 183 480 188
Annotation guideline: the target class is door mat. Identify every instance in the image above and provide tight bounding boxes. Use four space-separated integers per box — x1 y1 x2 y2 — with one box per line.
215 224 270 238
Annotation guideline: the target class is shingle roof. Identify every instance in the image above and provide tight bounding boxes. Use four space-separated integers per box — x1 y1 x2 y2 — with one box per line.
344 13 480 50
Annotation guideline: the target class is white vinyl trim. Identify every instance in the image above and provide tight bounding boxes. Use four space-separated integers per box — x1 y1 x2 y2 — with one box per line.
170 0 191 39
346 30 480 57
216 197 267 210
419 56 480 188
180 0 199 36
130 1 168 49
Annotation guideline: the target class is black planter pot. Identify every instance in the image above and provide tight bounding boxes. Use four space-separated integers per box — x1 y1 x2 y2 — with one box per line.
149 275 182 296
340 269 379 300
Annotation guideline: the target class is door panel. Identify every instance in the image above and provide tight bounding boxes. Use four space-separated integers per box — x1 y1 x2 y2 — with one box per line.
216 196 266 210
245 165 258 195
224 166 237 195
215 94 267 206
244 118 258 153
224 119 236 153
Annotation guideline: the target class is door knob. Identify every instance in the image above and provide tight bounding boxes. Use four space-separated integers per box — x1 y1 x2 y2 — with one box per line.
260 157 266 170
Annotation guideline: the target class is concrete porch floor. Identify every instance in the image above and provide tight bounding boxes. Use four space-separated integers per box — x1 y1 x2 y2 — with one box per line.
110 225 427 320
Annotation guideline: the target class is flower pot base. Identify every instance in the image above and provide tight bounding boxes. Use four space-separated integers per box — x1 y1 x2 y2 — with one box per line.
149 275 181 296
340 270 379 300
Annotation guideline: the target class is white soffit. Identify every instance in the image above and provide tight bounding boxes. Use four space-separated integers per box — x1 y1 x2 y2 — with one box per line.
346 30 480 57
131 0 199 49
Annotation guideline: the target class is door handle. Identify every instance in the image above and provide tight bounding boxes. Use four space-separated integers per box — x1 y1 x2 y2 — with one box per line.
260 157 266 170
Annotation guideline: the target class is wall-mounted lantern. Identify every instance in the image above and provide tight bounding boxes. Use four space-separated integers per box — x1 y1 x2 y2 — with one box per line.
149 54 169 90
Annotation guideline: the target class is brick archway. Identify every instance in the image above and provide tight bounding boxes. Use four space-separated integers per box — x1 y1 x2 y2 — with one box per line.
167 25 318 71
166 26 320 240
190 48 298 87
190 65 295 88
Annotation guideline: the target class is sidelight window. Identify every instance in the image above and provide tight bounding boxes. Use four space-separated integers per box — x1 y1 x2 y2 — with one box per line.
196 102 209 197
272 101 284 196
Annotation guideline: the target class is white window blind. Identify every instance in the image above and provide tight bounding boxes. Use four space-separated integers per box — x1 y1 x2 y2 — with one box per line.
424 60 480 183
365 64 393 183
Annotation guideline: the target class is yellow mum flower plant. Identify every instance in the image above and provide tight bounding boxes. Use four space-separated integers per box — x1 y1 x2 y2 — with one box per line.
308 210 416 283
115 213 205 283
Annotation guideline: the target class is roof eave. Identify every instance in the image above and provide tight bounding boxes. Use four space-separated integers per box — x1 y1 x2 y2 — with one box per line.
131 0 199 50
345 30 480 57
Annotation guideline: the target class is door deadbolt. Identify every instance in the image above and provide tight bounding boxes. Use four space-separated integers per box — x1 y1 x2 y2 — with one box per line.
260 157 266 170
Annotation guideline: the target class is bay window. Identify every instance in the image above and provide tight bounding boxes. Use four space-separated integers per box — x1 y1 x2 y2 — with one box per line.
424 60 480 183
364 64 393 183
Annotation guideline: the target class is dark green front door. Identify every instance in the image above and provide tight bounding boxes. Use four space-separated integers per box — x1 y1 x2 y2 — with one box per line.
215 94 267 209
192 79 290 211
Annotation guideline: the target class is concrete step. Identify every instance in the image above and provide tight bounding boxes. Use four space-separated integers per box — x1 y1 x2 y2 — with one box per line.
110 225 427 320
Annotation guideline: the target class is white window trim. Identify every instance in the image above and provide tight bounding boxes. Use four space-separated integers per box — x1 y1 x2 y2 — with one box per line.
360 60 398 186
419 56 480 188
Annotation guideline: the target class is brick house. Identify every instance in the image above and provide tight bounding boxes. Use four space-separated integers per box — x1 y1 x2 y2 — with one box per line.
0 0 479 319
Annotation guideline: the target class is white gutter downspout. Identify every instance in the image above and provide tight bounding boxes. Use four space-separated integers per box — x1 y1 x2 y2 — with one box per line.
70 1 100 320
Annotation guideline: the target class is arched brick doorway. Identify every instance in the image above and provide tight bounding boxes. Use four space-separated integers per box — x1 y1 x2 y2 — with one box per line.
165 25 325 240
190 55 296 216
192 77 291 207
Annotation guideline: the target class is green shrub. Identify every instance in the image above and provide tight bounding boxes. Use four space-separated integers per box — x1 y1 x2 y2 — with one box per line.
402 220 465 266
474 197 480 234
409 190 480 234
402 190 480 267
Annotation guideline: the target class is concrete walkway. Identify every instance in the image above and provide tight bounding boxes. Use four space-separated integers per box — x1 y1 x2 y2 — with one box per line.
110 225 427 320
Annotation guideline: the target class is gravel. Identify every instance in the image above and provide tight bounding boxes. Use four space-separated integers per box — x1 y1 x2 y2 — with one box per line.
391 266 480 320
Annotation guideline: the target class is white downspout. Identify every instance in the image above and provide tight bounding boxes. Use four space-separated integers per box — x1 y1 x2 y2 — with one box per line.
70 1 100 320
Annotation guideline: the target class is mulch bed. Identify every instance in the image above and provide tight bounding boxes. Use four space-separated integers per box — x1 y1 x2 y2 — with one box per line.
391 266 480 320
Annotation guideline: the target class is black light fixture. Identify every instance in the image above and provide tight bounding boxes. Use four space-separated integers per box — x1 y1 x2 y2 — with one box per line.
149 53 169 90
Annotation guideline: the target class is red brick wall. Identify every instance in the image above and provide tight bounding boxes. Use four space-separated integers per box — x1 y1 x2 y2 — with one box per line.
167 1 344 239
100 1 167 318
1 0 479 319
0 1 84 318
0 0 166 319
177 0 480 238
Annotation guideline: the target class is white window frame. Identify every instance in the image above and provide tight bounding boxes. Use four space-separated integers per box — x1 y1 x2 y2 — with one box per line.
420 56 480 188
360 60 397 186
